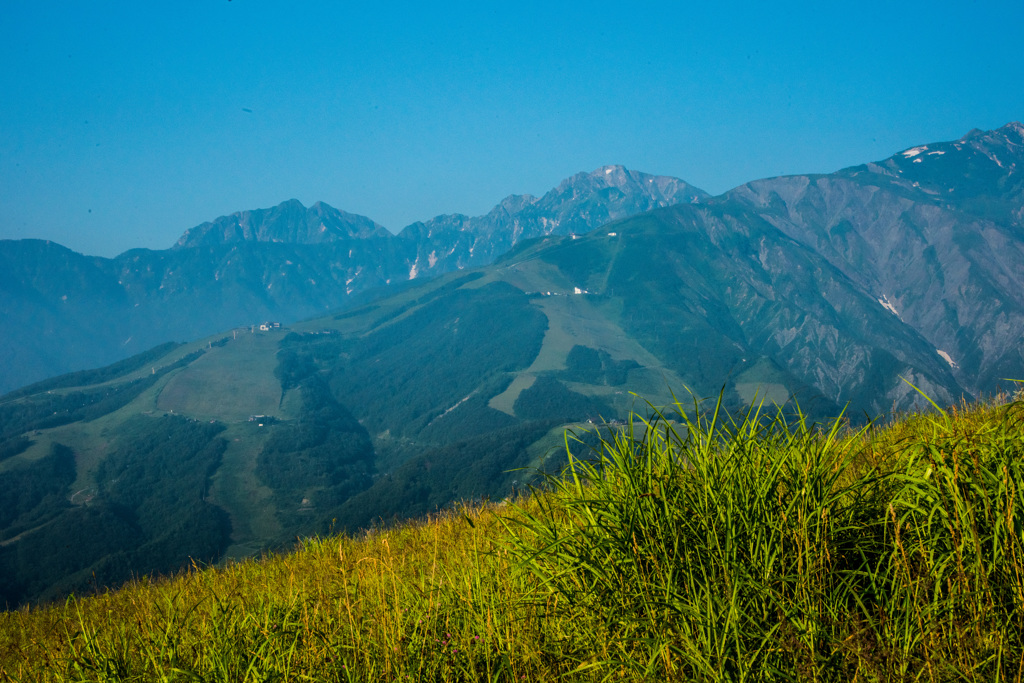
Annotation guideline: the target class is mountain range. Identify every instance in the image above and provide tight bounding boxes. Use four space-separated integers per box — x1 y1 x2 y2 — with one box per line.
0 122 1022 607
0 166 705 395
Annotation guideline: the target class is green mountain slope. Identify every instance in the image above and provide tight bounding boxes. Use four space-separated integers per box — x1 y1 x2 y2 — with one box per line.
3 398 1022 681
2 124 1021 399
727 122 1024 394
0 190 980 605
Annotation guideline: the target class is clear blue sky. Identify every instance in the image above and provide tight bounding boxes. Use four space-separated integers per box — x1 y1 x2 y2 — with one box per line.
2 1 1022 257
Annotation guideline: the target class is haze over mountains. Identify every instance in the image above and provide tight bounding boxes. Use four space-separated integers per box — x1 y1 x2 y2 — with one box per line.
0 166 706 395
1 122 1023 607
3 125 1022 399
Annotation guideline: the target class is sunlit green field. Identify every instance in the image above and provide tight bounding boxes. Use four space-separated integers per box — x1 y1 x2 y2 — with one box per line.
156 331 289 422
2 390 1022 682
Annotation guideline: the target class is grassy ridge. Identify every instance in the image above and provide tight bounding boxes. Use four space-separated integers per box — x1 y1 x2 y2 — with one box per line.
1 392 1022 681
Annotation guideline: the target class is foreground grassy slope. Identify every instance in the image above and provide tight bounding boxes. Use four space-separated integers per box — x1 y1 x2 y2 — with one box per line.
2 390 1022 682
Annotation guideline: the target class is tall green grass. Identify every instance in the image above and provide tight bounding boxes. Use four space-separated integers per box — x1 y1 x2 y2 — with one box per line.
1 391 1022 682
506 391 1024 680
876 395 1024 680
506 395 884 680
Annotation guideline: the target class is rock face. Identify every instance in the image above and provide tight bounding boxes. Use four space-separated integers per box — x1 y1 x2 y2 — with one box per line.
724 121 1024 397
399 165 708 275
600 202 966 414
174 199 392 248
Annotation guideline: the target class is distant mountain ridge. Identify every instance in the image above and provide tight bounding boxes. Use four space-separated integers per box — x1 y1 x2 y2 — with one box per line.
0 166 706 394
398 165 708 274
1 123 1022 398
174 199 392 248
724 121 1024 395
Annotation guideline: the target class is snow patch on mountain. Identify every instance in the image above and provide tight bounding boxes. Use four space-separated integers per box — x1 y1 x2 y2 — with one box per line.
878 294 901 318
937 350 959 369
902 146 928 158
344 267 362 290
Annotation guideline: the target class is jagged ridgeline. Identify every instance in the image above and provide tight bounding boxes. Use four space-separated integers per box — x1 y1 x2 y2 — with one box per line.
0 166 705 395
3 124 1022 399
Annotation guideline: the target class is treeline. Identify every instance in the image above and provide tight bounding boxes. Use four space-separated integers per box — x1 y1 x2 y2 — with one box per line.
327 282 547 436
558 344 639 386
514 376 612 422
333 420 560 533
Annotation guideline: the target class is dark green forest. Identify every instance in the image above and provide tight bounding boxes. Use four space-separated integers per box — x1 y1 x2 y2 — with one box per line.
256 377 376 533
0 416 230 608
0 444 76 545
558 344 639 386
332 420 560 533
326 281 547 436
514 376 612 422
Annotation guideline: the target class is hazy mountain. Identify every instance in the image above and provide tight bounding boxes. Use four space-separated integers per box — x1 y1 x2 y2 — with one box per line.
174 199 392 248
399 165 709 275
0 167 705 394
0 240 136 394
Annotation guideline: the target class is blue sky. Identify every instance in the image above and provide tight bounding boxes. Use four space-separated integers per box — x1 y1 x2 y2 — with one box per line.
2 1 1022 257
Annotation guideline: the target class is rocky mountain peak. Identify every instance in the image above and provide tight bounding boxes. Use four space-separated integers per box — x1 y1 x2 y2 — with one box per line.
593 164 629 182
173 199 389 248
998 121 1024 140
952 121 1024 154
495 193 539 214
554 165 708 205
